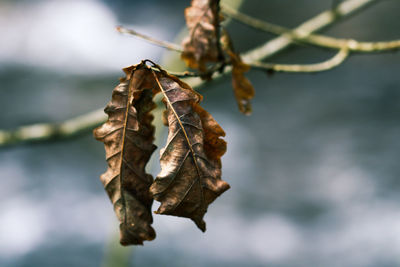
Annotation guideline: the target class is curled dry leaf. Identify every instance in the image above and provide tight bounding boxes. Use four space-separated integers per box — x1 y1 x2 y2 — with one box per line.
182 0 223 72
94 60 229 244
229 51 255 115
150 70 230 231
93 63 157 245
221 30 255 115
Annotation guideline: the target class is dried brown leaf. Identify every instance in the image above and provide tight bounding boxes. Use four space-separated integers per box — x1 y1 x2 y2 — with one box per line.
220 30 255 115
150 70 230 231
94 60 228 242
93 63 157 245
229 51 255 115
182 0 223 72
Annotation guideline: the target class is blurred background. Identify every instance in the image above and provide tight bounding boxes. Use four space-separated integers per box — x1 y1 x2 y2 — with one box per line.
1 0 400 266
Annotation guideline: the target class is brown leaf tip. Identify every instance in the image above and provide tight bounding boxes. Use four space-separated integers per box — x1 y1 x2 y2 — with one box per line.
119 223 156 246
194 218 206 232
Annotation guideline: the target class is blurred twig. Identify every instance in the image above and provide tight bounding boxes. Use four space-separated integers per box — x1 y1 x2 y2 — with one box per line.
222 3 400 52
250 48 349 73
0 109 106 147
116 26 183 52
0 0 379 147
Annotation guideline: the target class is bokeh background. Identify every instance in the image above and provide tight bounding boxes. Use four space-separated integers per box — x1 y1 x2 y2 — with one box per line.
1 0 400 266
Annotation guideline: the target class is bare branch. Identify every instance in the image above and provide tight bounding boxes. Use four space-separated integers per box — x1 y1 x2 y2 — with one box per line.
0 109 106 147
116 27 224 78
223 2 400 52
116 26 183 52
0 0 376 147
222 4 288 38
151 63 225 78
250 48 349 73
241 0 376 64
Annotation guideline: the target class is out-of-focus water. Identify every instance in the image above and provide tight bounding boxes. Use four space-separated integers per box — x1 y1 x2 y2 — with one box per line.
1 0 400 266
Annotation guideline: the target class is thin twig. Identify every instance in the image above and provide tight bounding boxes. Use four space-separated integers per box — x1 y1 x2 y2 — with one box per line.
162 69 200 78
241 0 376 64
0 109 107 146
152 63 225 78
0 0 376 147
222 3 400 52
117 28 222 78
116 26 183 52
250 48 349 73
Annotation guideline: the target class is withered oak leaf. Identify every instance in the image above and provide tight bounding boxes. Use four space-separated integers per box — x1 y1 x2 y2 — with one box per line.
93 63 158 245
181 0 224 72
150 70 230 231
229 50 255 115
